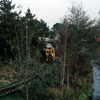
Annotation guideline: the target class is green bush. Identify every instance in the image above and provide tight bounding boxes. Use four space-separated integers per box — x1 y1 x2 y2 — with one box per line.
28 64 60 100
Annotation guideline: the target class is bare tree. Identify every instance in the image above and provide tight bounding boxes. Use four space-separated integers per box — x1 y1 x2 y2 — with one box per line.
60 18 69 87
12 18 34 100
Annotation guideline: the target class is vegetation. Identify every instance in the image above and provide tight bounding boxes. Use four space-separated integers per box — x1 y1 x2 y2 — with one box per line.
0 0 100 100
0 91 24 100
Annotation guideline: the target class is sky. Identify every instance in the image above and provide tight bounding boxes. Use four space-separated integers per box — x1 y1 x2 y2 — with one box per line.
12 0 100 28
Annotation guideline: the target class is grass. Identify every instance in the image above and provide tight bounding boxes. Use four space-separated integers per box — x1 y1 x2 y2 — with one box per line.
0 91 24 100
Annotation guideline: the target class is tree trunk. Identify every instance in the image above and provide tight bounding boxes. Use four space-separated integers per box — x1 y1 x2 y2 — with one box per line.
67 53 70 87
60 40 67 87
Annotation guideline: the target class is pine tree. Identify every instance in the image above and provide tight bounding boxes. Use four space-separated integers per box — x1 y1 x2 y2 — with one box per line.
0 0 17 59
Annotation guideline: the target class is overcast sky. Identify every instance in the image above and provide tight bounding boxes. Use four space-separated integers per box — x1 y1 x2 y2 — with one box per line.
12 0 100 28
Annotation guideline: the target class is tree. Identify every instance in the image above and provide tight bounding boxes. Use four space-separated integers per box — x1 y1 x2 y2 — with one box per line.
68 3 94 42
14 8 37 100
38 19 49 37
67 2 94 81
0 0 17 40
60 18 69 87
52 23 62 34
12 8 50 100
0 0 17 59
54 2 95 88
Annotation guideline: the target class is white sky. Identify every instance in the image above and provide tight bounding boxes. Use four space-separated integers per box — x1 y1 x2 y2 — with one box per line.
12 0 100 28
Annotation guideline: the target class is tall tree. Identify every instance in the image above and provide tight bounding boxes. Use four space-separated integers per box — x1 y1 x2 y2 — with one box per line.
60 18 69 87
0 0 17 39
54 2 95 87
68 3 94 42
67 2 94 81
0 0 17 58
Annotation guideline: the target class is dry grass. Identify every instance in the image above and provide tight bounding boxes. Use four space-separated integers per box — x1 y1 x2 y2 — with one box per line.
0 66 17 86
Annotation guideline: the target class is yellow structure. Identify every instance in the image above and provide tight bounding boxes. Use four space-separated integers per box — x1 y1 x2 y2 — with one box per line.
45 48 55 62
